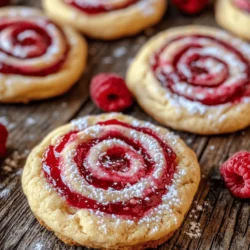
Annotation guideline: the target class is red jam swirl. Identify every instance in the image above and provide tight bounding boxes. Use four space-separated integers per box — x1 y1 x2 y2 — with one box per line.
42 119 177 219
152 35 250 106
65 0 139 14
233 0 250 12
0 18 68 76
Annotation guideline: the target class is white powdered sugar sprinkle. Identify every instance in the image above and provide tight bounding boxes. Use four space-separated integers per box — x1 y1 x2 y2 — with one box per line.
152 30 250 119
185 202 209 239
25 117 37 126
0 188 11 199
138 0 157 16
63 116 188 234
34 242 44 250
0 116 16 130
113 47 127 58
185 221 201 239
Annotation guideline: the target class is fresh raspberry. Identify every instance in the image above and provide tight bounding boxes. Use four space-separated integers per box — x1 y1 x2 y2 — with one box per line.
90 73 133 112
172 0 209 14
220 151 250 199
0 124 8 158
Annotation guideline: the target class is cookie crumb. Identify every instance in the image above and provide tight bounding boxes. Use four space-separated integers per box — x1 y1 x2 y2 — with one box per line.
2 150 29 173
185 221 201 239
186 202 209 238
197 205 203 211
188 203 204 217
204 201 209 207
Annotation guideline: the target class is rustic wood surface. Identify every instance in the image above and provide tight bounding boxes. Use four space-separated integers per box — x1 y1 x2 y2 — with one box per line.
0 0 250 249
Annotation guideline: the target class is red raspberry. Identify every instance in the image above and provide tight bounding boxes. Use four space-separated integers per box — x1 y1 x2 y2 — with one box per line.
172 0 209 15
0 124 8 158
220 151 250 199
90 73 133 112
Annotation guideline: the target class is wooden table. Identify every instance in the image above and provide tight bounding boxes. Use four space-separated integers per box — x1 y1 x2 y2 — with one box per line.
1 1 250 249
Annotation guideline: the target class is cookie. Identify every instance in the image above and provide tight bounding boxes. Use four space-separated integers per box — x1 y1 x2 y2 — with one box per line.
42 0 167 40
0 7 87 103
216 0 250 40
126 26 250 135
22 113 200 249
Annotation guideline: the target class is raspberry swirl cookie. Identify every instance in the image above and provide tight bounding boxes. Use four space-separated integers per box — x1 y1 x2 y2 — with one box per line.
0 7 87 103
216 0 250 40
22 113 200 249
42 0 167 40
126 26 250 135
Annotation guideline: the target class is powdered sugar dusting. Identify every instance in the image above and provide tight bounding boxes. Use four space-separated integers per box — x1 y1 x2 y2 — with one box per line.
0 10 69 76
152 30 250 116
138 0 157 16
91 165 184 233
166 92 210 115
62 124 168 203
34 242 44 250
0 116 16 130
25 117 37 126
185 202 210 238
71 117 90 130
0 188 11 199
49 115 193 235
185 221 201 239
113 47 127 58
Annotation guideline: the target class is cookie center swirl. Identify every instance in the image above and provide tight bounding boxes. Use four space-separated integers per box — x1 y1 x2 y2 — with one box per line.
64 0 139 14
152 35 250 105
42 119 177 219
233 0 250 12
0 16 68 76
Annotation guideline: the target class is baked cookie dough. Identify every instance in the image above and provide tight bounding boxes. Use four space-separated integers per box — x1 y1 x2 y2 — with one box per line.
126 25 250 135
22 113 200 249
43 0 167 40
0 7 87 103
216 0 250 40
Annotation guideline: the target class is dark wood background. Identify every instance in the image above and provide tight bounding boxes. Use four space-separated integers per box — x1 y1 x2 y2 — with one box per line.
0 0 250 249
